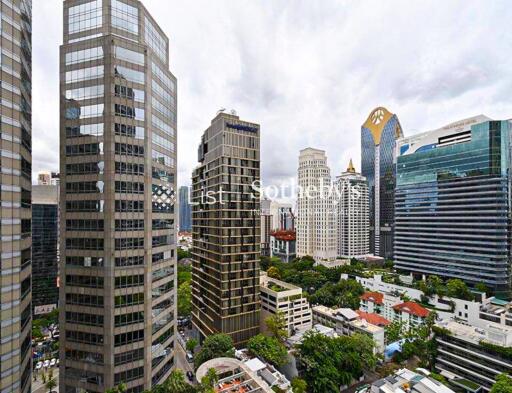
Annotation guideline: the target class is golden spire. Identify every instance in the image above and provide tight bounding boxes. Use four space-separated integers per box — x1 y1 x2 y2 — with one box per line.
347 158 356 173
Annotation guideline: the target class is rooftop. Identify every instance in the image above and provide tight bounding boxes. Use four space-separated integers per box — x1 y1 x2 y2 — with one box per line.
371 368 455 393
436 319 512 347
271 230 296 241
357 311 391 327
393 301 430 318
361 292 385 305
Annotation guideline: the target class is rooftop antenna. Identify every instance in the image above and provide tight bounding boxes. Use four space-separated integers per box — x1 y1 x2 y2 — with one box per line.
217 108 226 115
230 109 237 116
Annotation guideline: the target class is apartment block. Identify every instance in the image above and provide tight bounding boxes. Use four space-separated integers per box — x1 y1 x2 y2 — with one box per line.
0 0 32 392
191 112 261 346
270 230 296 263
60 1 177 391
260 273 312 335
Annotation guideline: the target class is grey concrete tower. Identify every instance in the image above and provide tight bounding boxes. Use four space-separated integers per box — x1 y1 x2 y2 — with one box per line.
59 1 177 391
191 112 261 347
0 1 32 392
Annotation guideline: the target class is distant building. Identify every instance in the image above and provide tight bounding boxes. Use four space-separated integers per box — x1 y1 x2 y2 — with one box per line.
395 116 512 295
260 273 312 335
261 212 272 257
270 230 296 263
32 185 59 315
296 148 337 261
361 107 403 258
435 320 512 392
179 186 192 231
334 159 369 258
371 368 456 393
37 171 60 186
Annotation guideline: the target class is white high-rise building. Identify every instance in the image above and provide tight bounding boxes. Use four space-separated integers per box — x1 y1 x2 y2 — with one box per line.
334 160 370 258
296 148 337 260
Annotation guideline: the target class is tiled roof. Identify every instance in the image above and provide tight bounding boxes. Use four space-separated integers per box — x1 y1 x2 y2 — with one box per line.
356 311 391 326
360 291 384 305
392 301 430 318
271 230 296 241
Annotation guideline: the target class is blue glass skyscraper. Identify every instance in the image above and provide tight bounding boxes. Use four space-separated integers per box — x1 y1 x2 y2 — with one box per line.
361 107 403 258
179 186 192 231
394 116 512 296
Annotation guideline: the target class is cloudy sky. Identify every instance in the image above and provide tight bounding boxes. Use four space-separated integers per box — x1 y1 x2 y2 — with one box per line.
33 0 512 192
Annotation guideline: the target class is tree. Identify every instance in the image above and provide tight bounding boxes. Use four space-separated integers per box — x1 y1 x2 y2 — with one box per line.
265 312 288 342
178 281 192 317
490 374 512 393
291 378 307 393
267 266 281 279
295 331 377 393
446 279 474 300
385 321 406 343
46 378 57 393
308 279 364 309
475 282 489 294
198 368 219 393
247 334 288 367
178 264 192 285
178 248 191 260
194 334 235 369
186 338 199 353
106 384 127 393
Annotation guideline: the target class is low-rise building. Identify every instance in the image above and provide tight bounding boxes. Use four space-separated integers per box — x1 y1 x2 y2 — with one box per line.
270 230 296 263
393 301 430 329
260 274 312 335
371 368 456 393
435 320 512 392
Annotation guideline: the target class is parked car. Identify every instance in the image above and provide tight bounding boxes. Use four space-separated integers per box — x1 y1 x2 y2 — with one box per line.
35 361 43 370
43 359 50 368
186 371 194 382
50 358 56 367
186 352 194 363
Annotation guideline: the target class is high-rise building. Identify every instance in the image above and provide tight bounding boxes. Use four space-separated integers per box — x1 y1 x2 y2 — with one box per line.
361 107 403 259
32 185 59 315
191 112 261 346
178 186 191 231
277 204 294 231
260 198 272 256
0 1 32 391
334 160 369 258
296 148 337 260
394 116 512 296
60 1 177 391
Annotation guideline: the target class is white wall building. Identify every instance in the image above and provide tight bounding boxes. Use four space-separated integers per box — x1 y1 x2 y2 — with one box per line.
296 148 337 261
334 160 370 258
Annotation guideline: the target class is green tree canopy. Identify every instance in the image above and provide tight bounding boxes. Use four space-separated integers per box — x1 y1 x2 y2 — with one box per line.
265 312 288 342
291 378 308 393
490 373 512 393
247 334 289 367
194 334 235 369
178 281 192 317
446 279 474 301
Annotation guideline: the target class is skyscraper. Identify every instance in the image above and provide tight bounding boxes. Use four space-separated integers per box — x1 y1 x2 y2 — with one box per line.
60 1 177 391
191 112 261 347
361 107 403 259
394 116 512 296
178 186 191 231
32 185 59 315
334 160 369 258
296 148 337 260
0 1 32 391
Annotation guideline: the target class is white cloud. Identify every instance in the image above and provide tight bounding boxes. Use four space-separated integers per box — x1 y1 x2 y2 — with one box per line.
33 0 512 190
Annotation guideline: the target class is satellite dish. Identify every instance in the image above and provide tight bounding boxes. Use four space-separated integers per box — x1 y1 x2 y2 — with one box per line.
230 109 237 116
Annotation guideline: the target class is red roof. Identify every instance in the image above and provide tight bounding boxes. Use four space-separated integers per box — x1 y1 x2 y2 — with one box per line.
360 292 384 305
356 311 391 327
392 301 430 318
271 230 296 241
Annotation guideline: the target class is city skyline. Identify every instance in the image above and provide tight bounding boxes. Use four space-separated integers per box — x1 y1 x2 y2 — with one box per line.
32 0 512 191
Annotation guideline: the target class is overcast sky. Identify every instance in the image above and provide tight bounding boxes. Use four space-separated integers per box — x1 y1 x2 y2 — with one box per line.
33 0 512 192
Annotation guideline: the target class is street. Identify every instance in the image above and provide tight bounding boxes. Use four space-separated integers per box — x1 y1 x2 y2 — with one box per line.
32 367 59 393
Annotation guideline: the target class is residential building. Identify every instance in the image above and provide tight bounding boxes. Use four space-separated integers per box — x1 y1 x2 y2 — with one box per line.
177 230 192 251
260 273 312 335
178 185 191 231
32 185 59 315
261 211 272 257
371 368 456 393
270 230 296 263
435 320 512 392
196 357 277 393
296 148 337 261
191 112 261 346
334 159 369 258
361 107 403 258
395 115 512 295
311 306 385 353
0 0 32 391
60 1 177 391
38 171 51 185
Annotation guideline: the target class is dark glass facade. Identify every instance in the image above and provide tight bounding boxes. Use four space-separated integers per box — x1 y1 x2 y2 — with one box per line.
178 186 191 231
361 107 402 258
394 120 512 295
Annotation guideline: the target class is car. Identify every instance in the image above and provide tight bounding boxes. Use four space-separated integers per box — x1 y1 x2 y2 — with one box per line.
35 361 43 370
186 371 194 382
50 358 56 367
43 360 50 368
186 352 194 363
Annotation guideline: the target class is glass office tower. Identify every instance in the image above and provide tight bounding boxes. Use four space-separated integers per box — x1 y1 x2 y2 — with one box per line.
60 1 177 391
178 185 191 231
0 1 32 392
191 112 261 347
394 116 512 296
361 107 403 258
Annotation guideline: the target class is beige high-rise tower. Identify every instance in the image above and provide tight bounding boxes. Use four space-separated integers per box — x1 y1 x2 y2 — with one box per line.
0 1 32 392
59 1 177 391
191 112 261 347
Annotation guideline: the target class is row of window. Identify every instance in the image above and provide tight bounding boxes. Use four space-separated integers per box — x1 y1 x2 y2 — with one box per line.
115 180 144 194
66 256 104 267
114 366 144 384
152 133 174 152
115 122 144 139
67 161 102 175
66 275 104 288
115 293 144 308
116 161 144 175
66 123 104 138
66 293 103 308
152 149 173 167
67 219 104 231
115 84 144 102
116 219 144 231
66 237 104 250
114 348 144 366
66 330 103 346
115 237 144 250
66 142 101 156
115 311 144 327
66 181 103 194
116 142 144 156
115 274 144 288
66 200 103 212
66 311 104 327
116 255 144 267
65 65 104 83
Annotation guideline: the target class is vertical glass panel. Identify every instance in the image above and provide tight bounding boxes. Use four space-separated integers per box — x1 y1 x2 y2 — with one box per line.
111 0 139 35
68 0 103 34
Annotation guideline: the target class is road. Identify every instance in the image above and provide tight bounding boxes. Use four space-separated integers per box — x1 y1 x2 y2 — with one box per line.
32 367 59 393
